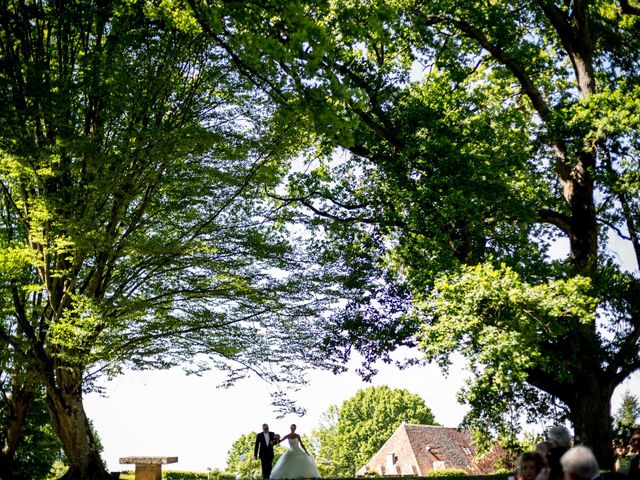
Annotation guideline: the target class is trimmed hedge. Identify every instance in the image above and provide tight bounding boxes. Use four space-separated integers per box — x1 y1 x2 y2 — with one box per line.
112 472 512 480
167 472 235 480
164 472 222 480
349 476 510 480
427 470 468 477
113 470 236 480
109 469 513 480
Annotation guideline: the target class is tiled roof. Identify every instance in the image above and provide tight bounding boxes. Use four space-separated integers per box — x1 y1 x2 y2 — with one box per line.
356 424 476 477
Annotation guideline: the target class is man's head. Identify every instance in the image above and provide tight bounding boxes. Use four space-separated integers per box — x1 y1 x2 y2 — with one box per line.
262 424 269 432
560 446 599 480
548 425 572 449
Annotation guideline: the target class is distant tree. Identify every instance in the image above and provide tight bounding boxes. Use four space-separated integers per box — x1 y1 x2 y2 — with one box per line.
470 435 542 475
0 385 60 480
309 404 339 477
225 431 283 479
615 391 640 432
471 443 512 475
613 391 640 456
314 386 436 477
0 351 32 479
0 327 61 480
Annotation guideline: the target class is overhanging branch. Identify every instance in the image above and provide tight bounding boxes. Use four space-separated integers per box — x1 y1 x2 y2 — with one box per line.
538 208 571 236
620 0 640 15
411 12 550 119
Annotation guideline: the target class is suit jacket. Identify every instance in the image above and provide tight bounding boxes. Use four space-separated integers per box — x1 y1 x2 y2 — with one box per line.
255 431 276 459
547 446 568 480
629 455 640 480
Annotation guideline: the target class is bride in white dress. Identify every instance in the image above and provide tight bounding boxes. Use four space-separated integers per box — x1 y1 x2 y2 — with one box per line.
270 424 321 479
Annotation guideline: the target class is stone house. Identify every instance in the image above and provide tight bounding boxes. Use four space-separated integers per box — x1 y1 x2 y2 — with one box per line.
355 424 476 477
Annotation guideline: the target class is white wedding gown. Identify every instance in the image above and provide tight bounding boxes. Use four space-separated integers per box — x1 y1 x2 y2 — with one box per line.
270 438 321 479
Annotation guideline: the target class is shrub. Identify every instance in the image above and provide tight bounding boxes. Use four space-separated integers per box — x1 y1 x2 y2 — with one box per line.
427 469 468 477
13 394 61 480
163 470 236 480
163 471 209 479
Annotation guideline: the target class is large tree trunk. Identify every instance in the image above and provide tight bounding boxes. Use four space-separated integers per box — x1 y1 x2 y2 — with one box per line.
566 375 615 471
45 377 110 480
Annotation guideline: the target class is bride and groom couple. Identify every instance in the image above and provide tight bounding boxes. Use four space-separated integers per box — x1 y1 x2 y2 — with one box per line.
254 423 321 479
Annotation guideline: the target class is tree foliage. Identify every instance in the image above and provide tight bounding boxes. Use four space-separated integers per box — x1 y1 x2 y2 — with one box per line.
0 1 338 478
312 386 436 476
613 391 640 455
3 0 640 475
0 386 60 480
615 391 640 431
309 404 340 477
179 0 640 469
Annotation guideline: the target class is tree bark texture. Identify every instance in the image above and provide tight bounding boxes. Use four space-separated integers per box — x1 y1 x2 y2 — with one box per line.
566 378 616 469
45 379 110 480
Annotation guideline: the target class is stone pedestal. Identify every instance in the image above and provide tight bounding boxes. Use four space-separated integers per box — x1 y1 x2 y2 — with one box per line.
119 456 178 480
135 464 161 480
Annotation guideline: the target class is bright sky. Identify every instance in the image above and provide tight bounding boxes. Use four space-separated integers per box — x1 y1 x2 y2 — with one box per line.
84 352 640 474
84 213 640 475
84 352 471 473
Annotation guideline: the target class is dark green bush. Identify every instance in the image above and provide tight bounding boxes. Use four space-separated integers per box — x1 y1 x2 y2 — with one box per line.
163 471 209 479
7 393 61 480
163 471 236 480
108 471 513 480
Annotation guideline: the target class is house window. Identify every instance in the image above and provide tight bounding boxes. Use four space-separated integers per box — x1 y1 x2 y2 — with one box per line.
463 447 471 455
386 453 397 470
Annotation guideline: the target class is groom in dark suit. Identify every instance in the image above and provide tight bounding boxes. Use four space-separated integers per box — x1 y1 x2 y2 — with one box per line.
254 423 279 479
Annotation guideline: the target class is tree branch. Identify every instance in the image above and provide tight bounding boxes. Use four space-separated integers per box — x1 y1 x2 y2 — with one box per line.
601 148 640 270
525 362 575 404
535 0 595 96
599 217 631 241
329 61 405 151
538 208 572 235
620 0 640 15
412 12 551 119
611 315 640 385
270 192 378 225
615 192 640 270
0 179 28 228
186 0 289 104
